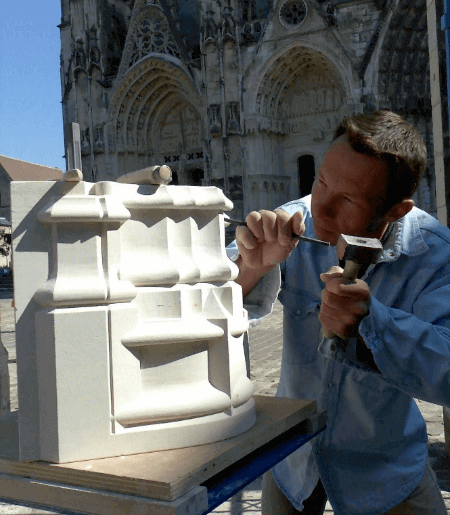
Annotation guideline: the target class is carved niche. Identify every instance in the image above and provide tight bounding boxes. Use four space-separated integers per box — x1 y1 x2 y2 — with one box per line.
208 104 222 137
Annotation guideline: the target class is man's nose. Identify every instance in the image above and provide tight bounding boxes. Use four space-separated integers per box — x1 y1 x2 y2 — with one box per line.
315 191 336 220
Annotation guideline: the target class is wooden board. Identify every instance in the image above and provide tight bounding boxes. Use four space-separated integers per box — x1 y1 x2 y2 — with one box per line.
0 475 208 515
0 396 316 502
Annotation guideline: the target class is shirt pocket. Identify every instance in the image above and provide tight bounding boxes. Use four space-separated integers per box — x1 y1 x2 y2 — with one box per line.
278 285 322 364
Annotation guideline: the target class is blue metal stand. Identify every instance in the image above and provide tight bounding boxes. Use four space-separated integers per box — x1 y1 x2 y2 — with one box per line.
202 421 327 514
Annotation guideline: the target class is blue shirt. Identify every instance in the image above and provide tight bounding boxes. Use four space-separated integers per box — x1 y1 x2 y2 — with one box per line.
227 195 450 515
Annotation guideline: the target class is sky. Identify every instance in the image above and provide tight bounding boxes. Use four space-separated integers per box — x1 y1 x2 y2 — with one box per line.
0 1 66 170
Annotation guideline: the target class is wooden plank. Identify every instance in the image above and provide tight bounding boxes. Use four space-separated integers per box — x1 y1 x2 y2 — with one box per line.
0 474 208 515
0 396 316 502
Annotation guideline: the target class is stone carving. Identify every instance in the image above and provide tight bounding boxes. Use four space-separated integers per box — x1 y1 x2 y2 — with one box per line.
129 12 181 67
209 104 222 137
74 39 87 72
279 0 308 29
278 86 344 118
244 115 288 135
117 164 172 184
11 178 255 463
227 102 240 134
204 6 218 45
88 38 102 72
94 125 105 154
221 3 236 43
81 127 91 156
241 0 262 45
316 1 336 27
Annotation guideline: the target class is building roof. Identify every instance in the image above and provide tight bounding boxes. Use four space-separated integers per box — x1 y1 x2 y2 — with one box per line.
0 155 63 182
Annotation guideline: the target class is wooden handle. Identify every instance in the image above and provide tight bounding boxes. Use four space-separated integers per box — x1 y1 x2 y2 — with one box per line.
322 260 362 339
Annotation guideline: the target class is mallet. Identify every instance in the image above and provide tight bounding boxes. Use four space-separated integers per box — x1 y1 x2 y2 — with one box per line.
322 234 383 339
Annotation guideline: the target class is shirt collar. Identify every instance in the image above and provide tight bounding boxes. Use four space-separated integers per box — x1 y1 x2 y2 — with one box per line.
378 207 429 263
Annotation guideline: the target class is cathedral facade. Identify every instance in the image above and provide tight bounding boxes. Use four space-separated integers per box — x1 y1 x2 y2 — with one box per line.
59 0 445 222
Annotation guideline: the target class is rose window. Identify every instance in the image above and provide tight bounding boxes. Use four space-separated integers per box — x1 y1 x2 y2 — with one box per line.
279 0 308 29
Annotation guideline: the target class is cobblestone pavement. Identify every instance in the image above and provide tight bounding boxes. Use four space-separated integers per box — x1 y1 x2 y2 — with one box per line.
0 297 449 514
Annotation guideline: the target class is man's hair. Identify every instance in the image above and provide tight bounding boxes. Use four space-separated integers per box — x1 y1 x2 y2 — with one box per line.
333 110 427 211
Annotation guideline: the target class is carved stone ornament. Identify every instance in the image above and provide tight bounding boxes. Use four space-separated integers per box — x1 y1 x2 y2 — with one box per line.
221 4 236 43
279 0 308 29
11 178 255 463
81 127 90 157
204 7 218 45
226 102 240 134
94 125 105 154
129 14 181 67
209 104 222 137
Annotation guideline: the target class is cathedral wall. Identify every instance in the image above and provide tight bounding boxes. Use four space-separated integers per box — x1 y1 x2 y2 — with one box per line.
60 0 442 220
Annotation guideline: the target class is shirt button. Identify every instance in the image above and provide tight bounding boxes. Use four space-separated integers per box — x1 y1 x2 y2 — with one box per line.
327 382 333 387
296 310 302 316
317 449 323 455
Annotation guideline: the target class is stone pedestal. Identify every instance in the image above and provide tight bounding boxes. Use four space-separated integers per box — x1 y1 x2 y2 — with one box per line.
11 179 255 463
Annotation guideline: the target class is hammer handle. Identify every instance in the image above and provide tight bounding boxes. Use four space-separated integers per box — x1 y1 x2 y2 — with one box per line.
322 260 362 339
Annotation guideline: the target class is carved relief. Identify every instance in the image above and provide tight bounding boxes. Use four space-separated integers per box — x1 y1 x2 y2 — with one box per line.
94 125 105 154
226 102 240 134
74 39 87 72
204 6 218 45
87 28 102 72
279 86 344 118
158 103 202 157
128 11 181 68
257 47 346 122
244 115 288 135
209 104 222 137
81 127 91 156
221 3 236 43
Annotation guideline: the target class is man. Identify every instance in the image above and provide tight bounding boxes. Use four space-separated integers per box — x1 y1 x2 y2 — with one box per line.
229 111 450 514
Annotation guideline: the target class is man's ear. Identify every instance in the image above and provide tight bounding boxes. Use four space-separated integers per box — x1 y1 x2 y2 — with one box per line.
384 199 415 223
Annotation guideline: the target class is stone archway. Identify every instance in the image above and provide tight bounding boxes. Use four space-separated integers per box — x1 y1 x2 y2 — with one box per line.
106 56 202 179
248 46 348 208
157 102 204 185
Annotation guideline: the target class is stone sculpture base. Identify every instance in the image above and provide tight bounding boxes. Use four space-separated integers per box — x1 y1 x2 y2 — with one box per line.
11 179 255 463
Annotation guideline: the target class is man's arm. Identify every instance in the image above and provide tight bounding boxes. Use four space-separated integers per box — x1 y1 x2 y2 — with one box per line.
320 266 450 406
234 209 305 297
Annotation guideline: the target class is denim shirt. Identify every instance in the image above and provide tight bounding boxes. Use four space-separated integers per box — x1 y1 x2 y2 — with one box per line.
227 195 450 515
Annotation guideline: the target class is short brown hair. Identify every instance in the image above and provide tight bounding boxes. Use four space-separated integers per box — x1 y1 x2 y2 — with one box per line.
333 110 427 211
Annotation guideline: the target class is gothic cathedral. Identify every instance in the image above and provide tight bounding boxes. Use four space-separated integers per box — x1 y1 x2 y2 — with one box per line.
60 0 443 221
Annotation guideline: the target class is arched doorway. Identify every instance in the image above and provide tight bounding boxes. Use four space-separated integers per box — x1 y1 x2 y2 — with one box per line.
298 155 315 197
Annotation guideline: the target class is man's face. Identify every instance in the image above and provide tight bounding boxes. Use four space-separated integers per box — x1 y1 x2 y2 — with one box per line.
311 135 389 246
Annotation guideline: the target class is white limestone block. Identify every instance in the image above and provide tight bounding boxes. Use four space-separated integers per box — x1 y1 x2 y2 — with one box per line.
11 179 254 463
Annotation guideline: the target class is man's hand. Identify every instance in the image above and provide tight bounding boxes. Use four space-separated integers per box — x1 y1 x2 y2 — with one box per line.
319 266 371 339
234 209 305 296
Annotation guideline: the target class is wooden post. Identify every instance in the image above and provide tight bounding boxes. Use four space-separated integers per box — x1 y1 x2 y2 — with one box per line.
427 0 450 453
427 0 448 226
